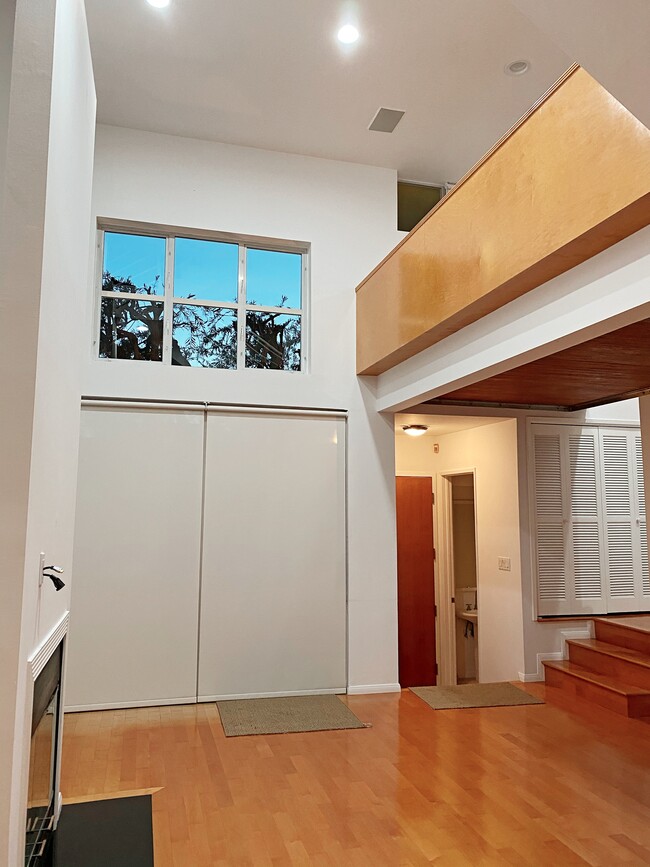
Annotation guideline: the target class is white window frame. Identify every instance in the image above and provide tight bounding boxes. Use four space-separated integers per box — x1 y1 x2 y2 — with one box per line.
95 219 310 372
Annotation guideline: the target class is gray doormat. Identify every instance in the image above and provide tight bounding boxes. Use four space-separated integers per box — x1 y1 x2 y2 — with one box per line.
411 682 544 710
216 694 368 737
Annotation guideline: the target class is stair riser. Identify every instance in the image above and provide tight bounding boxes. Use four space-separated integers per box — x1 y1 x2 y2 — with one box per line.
543 664 650 718
595 621 650 655
544 665 630 716
567 643 650 691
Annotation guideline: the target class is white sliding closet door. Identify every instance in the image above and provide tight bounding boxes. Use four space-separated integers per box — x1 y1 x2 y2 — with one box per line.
66 405 204 710
198 411 347 700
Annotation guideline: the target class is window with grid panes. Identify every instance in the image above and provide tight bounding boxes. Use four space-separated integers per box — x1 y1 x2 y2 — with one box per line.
98 227 307 371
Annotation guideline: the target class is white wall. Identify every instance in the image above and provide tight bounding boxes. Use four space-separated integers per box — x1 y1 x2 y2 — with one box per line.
0 0 15 218
0 0 95 861
396 420 526 682
83 125 402 693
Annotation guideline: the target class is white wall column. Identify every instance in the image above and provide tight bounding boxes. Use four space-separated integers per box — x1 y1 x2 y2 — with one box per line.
0 0 95 861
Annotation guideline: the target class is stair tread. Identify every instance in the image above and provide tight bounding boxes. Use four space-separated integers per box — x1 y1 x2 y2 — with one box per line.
543 659 650 696
596 616 650 635
568 638 650 668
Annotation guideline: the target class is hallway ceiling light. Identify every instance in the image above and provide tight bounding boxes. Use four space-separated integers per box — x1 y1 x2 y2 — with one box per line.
402 425 428 437
337 24 359 44
505 59 530 76
147 0 170 7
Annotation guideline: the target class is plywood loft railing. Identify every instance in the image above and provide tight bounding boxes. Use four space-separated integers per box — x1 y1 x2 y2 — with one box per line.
356 65 650 376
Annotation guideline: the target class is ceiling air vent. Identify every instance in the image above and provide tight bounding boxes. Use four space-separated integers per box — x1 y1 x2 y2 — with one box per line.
368 107 405 133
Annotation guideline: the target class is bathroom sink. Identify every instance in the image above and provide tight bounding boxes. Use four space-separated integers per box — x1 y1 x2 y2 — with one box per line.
456 609 478 623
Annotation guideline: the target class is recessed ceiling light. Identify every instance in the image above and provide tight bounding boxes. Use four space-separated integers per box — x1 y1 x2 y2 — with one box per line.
505 59 530 76
147 0 170 7
402 425 428 437
338 24 359 44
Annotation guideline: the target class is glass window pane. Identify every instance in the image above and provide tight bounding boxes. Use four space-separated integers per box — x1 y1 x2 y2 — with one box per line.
100 298 164 361
172 304 237 368
174 238 239 303
245 312 301 371
103 232 165 295
246 249 301 309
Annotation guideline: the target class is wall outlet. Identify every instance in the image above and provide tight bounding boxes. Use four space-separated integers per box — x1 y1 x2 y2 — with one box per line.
498 556 511 571
433 443 439 454
38 552 45 587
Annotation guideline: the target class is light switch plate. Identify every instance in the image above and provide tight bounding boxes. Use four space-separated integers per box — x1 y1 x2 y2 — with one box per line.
498 556 511 571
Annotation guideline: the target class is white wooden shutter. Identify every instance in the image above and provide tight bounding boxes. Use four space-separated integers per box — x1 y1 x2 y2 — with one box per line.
635 433 650 600
600 429 646 612
532 431 566 614
531 424 606 616
567 431 605 608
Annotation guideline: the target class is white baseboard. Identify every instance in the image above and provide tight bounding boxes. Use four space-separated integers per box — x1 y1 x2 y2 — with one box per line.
519 652 563 682
347 683 401 695
519 622 595 682
65 696 196 712
560 626 593 655
200 688 346 702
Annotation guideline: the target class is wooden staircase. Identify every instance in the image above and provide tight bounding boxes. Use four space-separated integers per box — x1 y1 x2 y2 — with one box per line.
543 616 650 718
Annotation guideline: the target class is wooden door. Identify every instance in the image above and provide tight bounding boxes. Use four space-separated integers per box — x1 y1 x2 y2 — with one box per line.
396 476 436 687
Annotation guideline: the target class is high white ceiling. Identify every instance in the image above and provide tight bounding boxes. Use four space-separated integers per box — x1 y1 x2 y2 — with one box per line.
85 0 572 182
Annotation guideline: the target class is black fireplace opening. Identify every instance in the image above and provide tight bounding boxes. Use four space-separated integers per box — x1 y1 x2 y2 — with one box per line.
25 643 63 866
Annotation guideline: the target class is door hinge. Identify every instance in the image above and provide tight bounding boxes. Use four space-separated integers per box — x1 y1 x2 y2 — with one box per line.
433 547 436 561
434 604 437 617
432 493 435 505
435 663 439 675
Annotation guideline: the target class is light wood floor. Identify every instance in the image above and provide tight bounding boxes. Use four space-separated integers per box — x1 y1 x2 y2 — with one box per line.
60 685 650 866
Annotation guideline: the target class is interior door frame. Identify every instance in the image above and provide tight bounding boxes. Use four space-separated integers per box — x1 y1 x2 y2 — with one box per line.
436 467 478 686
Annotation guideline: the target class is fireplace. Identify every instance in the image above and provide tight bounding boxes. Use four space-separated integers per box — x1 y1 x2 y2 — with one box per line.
25 621 66 866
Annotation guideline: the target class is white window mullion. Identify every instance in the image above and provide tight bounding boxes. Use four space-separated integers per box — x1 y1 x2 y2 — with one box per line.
301 251 309 373
94 230 105 353
237 244 246 370
162 236 175 365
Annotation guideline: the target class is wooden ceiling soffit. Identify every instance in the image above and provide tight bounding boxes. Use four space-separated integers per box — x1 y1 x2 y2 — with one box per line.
356 65 650 375
427 319 650 411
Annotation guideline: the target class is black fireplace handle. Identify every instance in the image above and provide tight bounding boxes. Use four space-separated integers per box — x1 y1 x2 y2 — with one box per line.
43 565 65 591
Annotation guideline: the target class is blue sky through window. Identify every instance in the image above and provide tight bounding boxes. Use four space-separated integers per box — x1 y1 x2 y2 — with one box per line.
246 248 301 308
103 232 165 294
174 238 238 303
104 232 302 310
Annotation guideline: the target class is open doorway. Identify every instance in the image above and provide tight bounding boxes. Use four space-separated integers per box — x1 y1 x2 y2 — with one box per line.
395 412 522 686
450 474 478 683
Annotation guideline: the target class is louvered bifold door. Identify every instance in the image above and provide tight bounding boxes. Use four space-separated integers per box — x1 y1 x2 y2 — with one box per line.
532 429 568 615
636 434 650 602
531 425 606 616
600 429 645 612
566 429 607 614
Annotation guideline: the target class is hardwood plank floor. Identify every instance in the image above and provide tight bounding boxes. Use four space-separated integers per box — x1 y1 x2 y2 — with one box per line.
60 686 650 866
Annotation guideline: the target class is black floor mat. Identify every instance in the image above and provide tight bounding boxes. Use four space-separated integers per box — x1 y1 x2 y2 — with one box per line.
52 795 153 867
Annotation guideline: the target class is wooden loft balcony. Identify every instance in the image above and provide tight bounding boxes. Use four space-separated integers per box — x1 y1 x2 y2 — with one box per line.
356 65 650 376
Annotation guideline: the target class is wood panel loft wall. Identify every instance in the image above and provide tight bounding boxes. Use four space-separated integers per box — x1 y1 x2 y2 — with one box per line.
356 66 650 375
65 404 347 710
